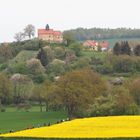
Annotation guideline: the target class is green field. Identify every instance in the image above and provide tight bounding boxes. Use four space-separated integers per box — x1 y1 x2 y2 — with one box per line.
81 51 107 59
0 107 67 134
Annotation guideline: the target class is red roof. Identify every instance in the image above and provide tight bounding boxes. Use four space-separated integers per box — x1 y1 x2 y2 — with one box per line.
99 41 109 48
83 40 98 47
38 29 62 36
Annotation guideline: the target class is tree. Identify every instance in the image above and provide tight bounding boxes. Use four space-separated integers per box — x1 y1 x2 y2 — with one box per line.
65 49 76 65
121 41 131 55
37 47 48 66
113 41 131 55
45 24 50 30
130 78 140 105
14 32 25 42
69 42 83 57
11 74 34 104
47 59 65 76
71 57 91 70
113 42 121 55
90 86 139 116
112 86 138 115
31 84 45 112
26 58 46 83
53 69 107 117
134 45 140 56
37 46 54 66
0 43 13 63
63 31 76 46
112 55 136 73
0 73 13 105
24 24 35 39
54 47 65 59
26 58 45 75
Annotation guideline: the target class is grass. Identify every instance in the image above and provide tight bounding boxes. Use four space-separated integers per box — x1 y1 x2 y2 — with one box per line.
81 51 107 59
5 106 45 112
0 107 67 134
1 116 140 139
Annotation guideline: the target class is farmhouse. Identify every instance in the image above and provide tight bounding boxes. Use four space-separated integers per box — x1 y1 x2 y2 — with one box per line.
38 24 63 43
83 40 98 51
98 41 109 51
83 40 109 51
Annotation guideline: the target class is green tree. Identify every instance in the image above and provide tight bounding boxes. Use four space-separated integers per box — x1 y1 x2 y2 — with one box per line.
111 86 137 115
113 42 121 55
0 43 13 63
53 69 107 117
121 41 131 55
37 47 48 66
45 24 50 30
31 84 45 112
130 78 140 105
63 31 76 46
26 58 45 75
54 47 65 59
134 45 140 56
0 73 13 105
37 46 54 66
69 42 83 57
47 59 65 77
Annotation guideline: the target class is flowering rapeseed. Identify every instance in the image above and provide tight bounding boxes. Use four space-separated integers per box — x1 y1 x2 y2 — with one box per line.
1 116 140 138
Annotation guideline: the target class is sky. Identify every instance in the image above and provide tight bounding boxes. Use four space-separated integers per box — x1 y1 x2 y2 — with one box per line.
0 0 140 42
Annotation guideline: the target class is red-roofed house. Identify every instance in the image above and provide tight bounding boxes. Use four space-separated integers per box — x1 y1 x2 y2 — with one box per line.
99 41 109 51
83 40 98 51
38 25 63 43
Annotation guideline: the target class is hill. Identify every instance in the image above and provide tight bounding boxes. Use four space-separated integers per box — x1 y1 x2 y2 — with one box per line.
1 116 140 139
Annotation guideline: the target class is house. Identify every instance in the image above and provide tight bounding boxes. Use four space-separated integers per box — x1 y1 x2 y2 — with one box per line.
38 24 63 43
83 40 98 51
98 41 109 51
83 40 109 51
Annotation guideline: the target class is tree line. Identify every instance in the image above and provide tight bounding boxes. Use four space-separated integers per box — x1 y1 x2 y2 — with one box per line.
0 69 140 118
63 28 140 41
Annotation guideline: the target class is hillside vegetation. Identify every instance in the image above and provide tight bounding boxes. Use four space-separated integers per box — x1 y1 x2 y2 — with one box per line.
0 38 140 128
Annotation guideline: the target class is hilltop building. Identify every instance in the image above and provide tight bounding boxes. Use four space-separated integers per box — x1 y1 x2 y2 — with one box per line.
38 24 63 43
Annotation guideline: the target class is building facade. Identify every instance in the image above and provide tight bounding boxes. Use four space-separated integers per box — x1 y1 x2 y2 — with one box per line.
38 26 63 43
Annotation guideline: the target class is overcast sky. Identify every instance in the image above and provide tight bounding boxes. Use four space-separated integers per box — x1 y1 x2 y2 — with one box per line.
0 0 140 42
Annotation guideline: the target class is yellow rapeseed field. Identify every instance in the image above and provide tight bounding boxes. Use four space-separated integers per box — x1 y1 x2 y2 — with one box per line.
1 116 140 138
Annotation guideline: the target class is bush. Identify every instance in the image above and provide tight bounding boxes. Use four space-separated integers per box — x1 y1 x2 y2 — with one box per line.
0 107 6 112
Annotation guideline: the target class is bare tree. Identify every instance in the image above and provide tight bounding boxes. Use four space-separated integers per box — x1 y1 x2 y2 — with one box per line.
14 32 25 42
24 24 35 39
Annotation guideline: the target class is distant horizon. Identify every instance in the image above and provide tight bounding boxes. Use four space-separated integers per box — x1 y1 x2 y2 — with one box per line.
1 26 140 43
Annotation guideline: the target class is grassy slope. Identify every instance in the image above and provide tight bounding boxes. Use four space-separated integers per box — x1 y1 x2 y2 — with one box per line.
0 110 67 133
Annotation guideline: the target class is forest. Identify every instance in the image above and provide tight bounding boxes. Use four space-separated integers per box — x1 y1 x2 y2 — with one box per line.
63 28 140 41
